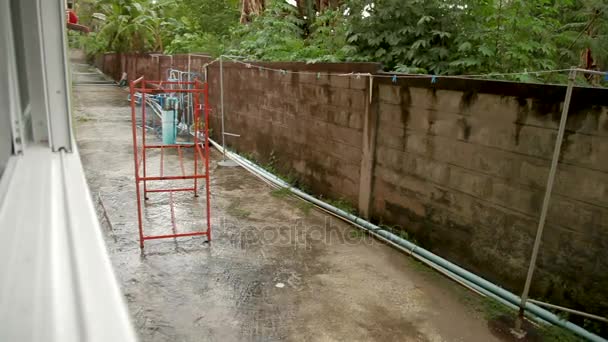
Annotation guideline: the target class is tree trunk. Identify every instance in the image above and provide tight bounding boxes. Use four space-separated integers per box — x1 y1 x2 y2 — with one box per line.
316 0 342 11
295 0 342 36
581 8 600 84
295 0 342 14
240 0 265 24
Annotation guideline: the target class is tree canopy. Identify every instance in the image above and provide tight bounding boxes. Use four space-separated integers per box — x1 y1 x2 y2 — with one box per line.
76 0 608 83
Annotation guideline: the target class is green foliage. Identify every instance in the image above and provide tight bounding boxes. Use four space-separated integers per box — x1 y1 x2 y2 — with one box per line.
480 297 515 320
163 0 239 55
79 31 110 57
540 325 581 342
324 198 357 215
558 0 608 85
271 187 292 198
450 0 565 81
68 30 83 49
81 0 178 54
171 0 240 38
165 32 222 55
346 0 459 72
466 297 584 341
341 0 608 83
379 224 417 242
85 0 608 84
228 1 306 61
270 187 313 215
229 1 354 62
298 8 354 62
346 0 564 78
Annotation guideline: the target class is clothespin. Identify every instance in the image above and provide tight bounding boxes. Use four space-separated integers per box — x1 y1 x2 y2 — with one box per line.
392 75 397 83
280 69 287 75
316 72 321 80
258 66 263 72
431 76 437 84
356 73 361 79
245 63 252 69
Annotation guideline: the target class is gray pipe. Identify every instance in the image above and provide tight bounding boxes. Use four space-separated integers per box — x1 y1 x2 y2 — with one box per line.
209 139 606 342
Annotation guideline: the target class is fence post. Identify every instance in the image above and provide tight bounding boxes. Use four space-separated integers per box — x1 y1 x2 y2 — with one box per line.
158 55 162 80
358 75 379 219
513 68 577 336
219 55 226 161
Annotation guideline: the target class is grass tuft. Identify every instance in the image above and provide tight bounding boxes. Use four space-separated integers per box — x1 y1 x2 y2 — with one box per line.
227 200 251 219
270 187 292 198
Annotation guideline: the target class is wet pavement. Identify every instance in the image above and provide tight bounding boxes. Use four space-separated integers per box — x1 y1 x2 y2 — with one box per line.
71 59 501 342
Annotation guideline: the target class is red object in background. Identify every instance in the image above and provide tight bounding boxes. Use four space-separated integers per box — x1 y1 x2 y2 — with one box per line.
67 9 78 24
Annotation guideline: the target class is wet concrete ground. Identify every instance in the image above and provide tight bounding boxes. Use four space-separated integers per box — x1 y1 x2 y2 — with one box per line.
72 60 501 342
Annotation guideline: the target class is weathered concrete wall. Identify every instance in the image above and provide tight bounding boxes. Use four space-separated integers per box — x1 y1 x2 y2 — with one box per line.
96 53 608 322
94 53 212 83
372 76 608 317
95 53 376 203
206 61 379 203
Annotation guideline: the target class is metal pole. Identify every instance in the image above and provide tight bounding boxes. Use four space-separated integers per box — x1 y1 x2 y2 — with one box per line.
513 69 577 334
187 54 192 129
528 299 608 323
220 55 226 161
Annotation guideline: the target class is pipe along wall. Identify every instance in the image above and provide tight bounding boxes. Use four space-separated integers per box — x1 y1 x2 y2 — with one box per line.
210 138 606 342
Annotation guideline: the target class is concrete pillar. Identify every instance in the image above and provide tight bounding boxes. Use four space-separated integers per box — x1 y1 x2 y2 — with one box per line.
358 77 379 218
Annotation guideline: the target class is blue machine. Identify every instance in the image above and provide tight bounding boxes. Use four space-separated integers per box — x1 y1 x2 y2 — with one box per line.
162 96 179 145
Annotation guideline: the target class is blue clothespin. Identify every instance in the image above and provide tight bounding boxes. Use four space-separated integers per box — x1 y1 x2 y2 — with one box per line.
431 76 437 84
392 75 397 83
604 72 608 81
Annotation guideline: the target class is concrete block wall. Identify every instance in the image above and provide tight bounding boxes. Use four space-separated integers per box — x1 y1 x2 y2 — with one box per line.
372 76 608 316
95 53 213 83
96 53 608 320
206 61 378 203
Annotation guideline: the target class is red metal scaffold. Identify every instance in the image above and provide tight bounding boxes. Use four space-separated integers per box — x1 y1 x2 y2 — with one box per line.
129 77 211 248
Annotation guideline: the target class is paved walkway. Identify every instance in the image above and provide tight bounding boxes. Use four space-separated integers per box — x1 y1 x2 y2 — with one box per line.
72 60 501 342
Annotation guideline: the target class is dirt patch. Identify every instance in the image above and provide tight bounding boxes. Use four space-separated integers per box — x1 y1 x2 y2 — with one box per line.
488 315 545 342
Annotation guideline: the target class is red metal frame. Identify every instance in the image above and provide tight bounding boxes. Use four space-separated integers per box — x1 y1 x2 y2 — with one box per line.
130 77 211 248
